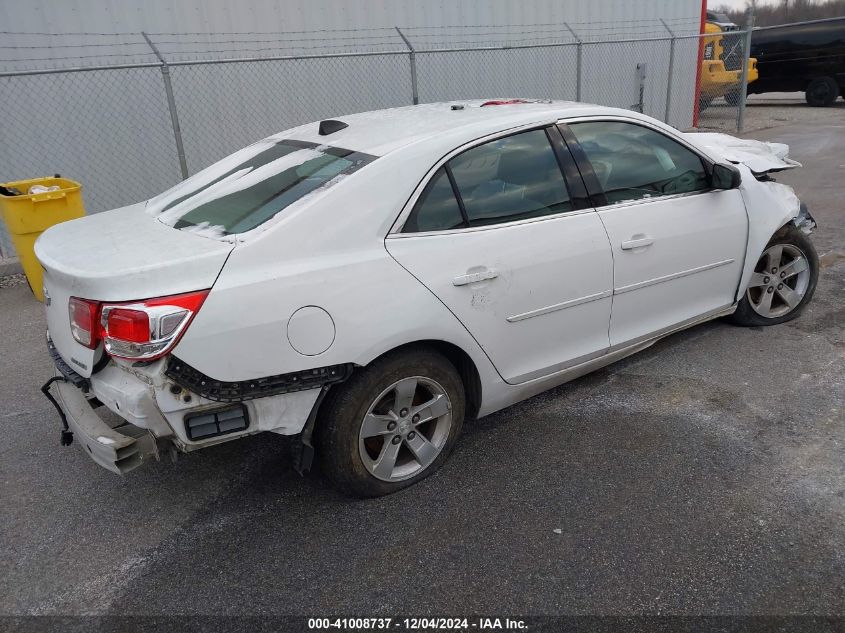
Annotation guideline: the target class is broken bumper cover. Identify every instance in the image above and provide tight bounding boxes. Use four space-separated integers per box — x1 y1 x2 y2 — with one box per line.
42 337 353 473
50 376 158 474
793 202 817 235
44 333 158 473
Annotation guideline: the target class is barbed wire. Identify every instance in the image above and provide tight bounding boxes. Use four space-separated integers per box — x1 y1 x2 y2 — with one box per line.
0 26 397 36
402 18 701 31
0 17 703 38
0 35 405 51
0 44 408 64
0 51 159 63
0 26 699 54
0 41 150 49
0 18 705 67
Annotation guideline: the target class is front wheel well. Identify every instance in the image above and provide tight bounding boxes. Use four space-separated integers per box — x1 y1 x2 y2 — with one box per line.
775 202 816 240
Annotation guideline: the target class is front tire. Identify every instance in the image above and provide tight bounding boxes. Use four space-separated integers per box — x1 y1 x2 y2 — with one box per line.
316 347 465 497
730 226 818 327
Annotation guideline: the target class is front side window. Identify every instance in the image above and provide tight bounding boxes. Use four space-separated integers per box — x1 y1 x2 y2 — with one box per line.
568 121 709 205
147 139 376 236
403 128 572 232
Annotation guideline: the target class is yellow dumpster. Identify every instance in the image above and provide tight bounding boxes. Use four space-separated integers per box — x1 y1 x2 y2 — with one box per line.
0 177 85 301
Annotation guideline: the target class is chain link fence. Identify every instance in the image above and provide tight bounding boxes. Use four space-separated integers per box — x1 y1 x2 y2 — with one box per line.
0 27 752 259
416 44 580 103
168 53 414 174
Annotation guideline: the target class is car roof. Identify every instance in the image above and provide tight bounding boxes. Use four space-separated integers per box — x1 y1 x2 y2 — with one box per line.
269 100 637 157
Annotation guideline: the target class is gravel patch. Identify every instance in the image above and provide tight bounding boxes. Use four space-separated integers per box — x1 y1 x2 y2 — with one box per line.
0 273 27 289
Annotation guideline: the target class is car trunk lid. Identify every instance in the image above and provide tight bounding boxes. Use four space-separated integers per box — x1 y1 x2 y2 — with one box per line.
35 203 233 377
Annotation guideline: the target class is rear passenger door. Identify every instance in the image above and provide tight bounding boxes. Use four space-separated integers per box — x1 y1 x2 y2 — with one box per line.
386 126 614 385
562 120 748 347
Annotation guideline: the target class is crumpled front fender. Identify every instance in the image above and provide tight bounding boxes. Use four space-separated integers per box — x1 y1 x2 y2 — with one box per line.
735 166 815 302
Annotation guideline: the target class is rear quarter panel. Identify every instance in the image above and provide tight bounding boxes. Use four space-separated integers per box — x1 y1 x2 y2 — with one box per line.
172 161 501 394
173 241 500 389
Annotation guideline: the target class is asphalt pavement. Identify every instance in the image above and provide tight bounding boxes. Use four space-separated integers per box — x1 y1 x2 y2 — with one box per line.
1 103 843 620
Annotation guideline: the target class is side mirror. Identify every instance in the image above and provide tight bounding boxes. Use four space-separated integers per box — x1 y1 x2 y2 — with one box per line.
712 163 742 189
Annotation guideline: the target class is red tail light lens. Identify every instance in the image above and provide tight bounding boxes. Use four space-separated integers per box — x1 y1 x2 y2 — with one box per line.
101 290 210 361
68 290 208 360
68 297 100 349
106 308 150 343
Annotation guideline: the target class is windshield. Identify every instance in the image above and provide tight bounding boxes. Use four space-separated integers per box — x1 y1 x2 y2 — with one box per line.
147 139 376 236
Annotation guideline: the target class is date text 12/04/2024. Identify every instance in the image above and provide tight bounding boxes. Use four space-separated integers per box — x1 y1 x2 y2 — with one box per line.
307 617 528 630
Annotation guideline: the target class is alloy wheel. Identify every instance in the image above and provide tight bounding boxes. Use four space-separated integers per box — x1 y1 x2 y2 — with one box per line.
746 243 811 318
358 376 452 482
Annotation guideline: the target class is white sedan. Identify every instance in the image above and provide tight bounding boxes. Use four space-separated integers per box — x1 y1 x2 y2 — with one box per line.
36 100 818 497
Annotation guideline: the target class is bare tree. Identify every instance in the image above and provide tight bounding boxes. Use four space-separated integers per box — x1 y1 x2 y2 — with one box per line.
714 0 845 26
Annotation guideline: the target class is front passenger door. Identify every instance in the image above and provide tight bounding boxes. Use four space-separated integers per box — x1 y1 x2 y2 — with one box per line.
563 120 748 347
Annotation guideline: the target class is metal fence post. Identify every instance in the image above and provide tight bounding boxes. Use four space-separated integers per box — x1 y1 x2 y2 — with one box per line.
395 27 419 105
736 10 755 133
564 23 582 101
142 32 189 179
634 63 647 113
660 19 676 125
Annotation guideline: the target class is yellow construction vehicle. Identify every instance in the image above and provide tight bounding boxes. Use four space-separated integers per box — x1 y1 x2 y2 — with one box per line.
700 11 758 110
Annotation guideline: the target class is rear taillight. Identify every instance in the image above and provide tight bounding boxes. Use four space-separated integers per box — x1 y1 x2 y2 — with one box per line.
67 290 209 361
105 308 150 343
68 297 100 349
101 290 209 361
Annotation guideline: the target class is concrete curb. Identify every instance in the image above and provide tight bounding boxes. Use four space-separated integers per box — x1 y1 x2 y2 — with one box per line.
0 257 23 277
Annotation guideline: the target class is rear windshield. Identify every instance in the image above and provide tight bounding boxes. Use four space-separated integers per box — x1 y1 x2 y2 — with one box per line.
147 139 376 236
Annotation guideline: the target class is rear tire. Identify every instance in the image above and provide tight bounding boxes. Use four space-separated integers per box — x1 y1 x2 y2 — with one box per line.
730 226 818 327
316 347 465 498
805 77 838 107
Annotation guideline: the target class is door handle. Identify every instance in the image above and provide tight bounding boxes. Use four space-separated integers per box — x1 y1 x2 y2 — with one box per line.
621 236 654 250
453 269 499 286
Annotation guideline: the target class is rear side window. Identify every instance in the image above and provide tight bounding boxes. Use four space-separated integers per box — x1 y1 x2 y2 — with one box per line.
568 121 709 205
403 128 572 233
404 167 465 232
148 139 376 236
450 129 571 226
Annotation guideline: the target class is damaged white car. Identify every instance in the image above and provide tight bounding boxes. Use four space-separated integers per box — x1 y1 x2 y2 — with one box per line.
36 100 818 497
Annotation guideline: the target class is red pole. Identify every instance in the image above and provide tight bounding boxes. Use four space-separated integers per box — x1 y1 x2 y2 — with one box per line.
692 0 707 127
